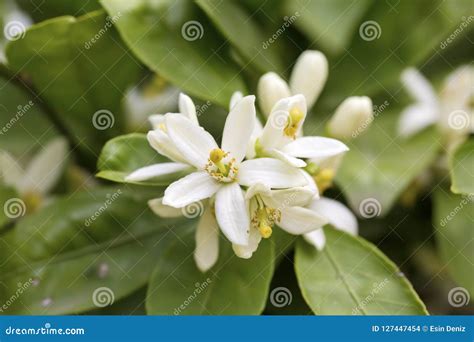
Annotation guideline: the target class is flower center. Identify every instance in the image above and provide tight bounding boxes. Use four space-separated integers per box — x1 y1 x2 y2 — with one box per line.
205 148 238 183
283 107 304 138
251 196 281 238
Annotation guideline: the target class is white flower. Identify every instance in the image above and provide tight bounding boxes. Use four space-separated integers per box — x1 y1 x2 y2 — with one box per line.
258 50 328 116
326 96 373 140
397 66 473 149
248 94 349 169
233 183 327 258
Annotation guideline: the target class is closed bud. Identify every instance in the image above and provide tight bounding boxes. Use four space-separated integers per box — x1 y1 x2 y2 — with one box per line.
257 72 291 117
327 96 373 140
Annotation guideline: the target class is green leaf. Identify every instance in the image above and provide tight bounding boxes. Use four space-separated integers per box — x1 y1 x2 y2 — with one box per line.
196 0 285 73
146 231 275 314
96 133 190 185
434 188 474 294
285 0 373 55
0 184 18 228
0 187 186 314
100 0 247 107
15 0 101 22
450 138 474 195
5 11 142 164
295 228 428 315
336 114 439 216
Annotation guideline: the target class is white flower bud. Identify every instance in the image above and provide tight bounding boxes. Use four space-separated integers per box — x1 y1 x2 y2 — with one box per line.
257 72 291 117
327 96 373 140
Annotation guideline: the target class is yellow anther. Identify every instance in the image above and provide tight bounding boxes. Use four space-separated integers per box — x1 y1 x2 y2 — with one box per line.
158 123 167 132
314 168 335 193
284 107 304 138
259 224 273 238
289 107 304 124
209 148 225 163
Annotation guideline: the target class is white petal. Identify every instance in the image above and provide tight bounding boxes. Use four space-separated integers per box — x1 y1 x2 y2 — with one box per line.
269 187 315 207
147 129 187 163
238 158 308 188
0 150 24 190
179 93 199 125
229 91 243 110
19 138 68 195
278 206 327 235
215 183 249 245
327 96 374 140
194 206 219 272
289 50 328 108
148 114 165 130
309 154 344 174
257 72 291 117
245 183 272 200
401 68 438 105
302 171 319 197
397 104 439 138
268 149 307 167
125 162 190 182
281 137 349 159
232 227 262 259
221 95 256 162
304 229 326 250
246 117 264 159
166 114 218 169
163 171 220 208
148 197 183 218
308 197 358 236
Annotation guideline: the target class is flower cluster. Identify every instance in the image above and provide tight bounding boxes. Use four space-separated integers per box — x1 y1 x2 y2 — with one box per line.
126 50 373 272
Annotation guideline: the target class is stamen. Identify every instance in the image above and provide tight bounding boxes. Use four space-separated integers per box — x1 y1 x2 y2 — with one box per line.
284 107 304 138
251 198 281 239
205 148 238 182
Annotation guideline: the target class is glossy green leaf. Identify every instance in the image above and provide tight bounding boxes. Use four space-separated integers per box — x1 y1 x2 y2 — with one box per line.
336 114 439 216
100 0 247 107
146 231 275 315
96 133 190 185
15 0 101 22
295 228 428 315
434 188 473 294
5 11 142 164
196 0 285 73
450 139 474 195
0 187 187 314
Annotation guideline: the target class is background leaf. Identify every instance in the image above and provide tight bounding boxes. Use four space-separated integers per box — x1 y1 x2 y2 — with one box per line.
450 138 474 195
